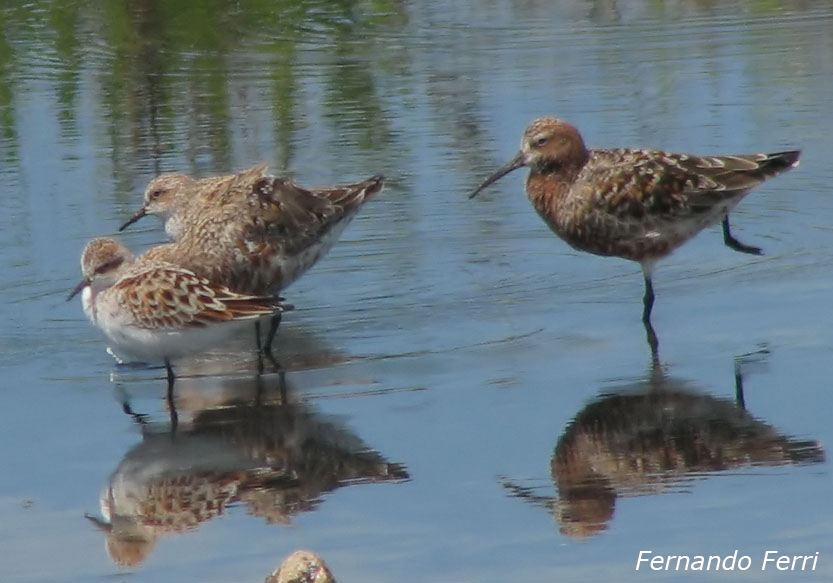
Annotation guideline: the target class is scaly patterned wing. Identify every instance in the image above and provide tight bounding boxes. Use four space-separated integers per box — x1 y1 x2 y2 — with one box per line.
209 163 270 207
582 149 799 221
115 264 282 330
180 164 270 221
674 150 799 201
246 175 382 255
132 472 244 531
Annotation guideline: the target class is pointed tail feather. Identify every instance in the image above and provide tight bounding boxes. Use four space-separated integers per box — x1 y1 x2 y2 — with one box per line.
710 150 801 193
322 175 385 207
218 294 292 321
757 150 801 176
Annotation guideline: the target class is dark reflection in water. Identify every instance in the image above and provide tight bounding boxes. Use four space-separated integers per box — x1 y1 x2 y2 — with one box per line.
87 371 409 567
0 0 403 187
502 351 824 538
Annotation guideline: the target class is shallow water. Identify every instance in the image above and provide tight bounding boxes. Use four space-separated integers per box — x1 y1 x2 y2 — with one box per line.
2 1 833 581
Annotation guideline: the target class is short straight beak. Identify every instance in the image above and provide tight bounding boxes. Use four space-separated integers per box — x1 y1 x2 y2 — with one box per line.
118 207 147 231
67 278 89 301
469 151 526 199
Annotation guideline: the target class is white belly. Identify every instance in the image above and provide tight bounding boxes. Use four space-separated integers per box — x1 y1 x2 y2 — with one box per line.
90 291 256 363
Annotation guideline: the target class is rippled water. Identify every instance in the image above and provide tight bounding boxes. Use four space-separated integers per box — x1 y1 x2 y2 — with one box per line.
2 1 833 581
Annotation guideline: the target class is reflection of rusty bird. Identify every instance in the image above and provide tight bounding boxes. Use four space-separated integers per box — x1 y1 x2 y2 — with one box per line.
87 392 408 567
502 361 823 539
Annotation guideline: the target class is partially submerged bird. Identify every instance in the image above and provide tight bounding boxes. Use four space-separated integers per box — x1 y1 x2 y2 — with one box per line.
119 165 385 353
267 550 335 583
68 237 287 389
470 117 800 326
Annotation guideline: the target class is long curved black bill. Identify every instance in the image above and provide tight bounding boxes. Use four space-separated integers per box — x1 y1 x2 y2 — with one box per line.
67 278 88 301
469 151 526 199
118 207 147 231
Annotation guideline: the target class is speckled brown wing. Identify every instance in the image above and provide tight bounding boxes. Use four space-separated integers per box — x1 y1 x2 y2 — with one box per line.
114 264 281 330
582 149 799 222
674 151 800 200
247 175 384 255
211 164 270 206
136 472 244 531
170 164 270 229
579 150 694 221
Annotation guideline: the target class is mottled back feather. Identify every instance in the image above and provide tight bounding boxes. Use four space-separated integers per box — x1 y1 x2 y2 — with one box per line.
474 117 800 263
114 262 281 330
579 149 800 222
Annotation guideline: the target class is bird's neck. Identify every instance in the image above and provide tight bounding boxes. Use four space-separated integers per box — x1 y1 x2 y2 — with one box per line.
526 171 571 222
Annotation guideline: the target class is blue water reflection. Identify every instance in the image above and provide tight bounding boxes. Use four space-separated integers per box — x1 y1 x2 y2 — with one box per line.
1 1 833 582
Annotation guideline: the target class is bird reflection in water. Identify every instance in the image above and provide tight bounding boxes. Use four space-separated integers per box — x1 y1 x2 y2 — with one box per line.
114 324 358 430
86 372 409 567
501 349 824 538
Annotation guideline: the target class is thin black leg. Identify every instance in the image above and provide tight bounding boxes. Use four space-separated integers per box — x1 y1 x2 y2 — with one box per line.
642 275 660 364
165 359 178 431
165 359 175 388
723 216 762 255
642 275 655 323
263 312 282 356
255 316 282 374
734 359 747 410
644 317 660 368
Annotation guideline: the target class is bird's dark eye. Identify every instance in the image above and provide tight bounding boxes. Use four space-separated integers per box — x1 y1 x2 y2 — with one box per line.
533 136 549 148
149 189 163 201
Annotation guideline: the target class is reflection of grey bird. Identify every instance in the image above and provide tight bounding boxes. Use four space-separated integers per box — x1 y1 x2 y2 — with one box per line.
86 432 259 567
502 360 823 539
194 397 410 524
88 376 408 567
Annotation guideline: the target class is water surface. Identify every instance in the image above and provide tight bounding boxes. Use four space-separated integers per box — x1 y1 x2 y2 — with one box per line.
2 1 833 581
